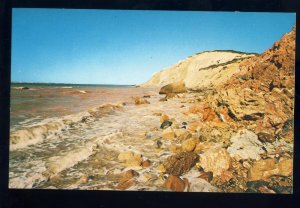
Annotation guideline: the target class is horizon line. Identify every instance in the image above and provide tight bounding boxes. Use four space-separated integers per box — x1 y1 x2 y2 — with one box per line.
11 81 137 86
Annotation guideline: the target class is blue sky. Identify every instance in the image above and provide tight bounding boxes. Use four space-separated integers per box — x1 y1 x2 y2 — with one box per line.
11 9 295 85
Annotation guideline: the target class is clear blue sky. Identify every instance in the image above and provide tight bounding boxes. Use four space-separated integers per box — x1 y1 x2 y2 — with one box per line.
11 9 295 85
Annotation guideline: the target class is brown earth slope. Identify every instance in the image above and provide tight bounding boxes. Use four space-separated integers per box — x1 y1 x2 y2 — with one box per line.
205 25 296 142
149 25 295 193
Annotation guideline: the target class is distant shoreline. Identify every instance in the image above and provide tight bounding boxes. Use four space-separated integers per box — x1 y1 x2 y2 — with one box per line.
11 82 136 88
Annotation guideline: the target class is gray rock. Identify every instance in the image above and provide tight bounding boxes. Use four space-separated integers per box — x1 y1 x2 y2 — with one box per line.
160 120 173 129
189 178 219 192
227 129 265 160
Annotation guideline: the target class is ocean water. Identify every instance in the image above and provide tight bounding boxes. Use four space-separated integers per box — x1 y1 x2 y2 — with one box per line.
11 83 148 129
10 83 180 190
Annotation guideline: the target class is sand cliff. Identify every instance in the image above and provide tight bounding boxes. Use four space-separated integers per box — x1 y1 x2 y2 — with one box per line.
140 50 257 90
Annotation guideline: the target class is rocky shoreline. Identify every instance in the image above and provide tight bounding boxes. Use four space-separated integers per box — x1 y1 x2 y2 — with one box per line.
106 25 295 193
106 88 293 193
9 26 295 193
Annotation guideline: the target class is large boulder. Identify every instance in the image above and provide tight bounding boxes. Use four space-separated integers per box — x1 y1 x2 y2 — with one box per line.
227 129 265 160
198 147 231 176
248 158 293 181
164 152 199 176
159 81 187 94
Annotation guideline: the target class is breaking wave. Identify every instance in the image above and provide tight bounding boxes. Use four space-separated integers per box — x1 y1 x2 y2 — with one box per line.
10 103 125 151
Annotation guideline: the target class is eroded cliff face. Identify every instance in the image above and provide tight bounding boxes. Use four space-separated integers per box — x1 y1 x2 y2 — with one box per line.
143 25 295 141
140 51 256 90
203 25 295 141
126 26 295 193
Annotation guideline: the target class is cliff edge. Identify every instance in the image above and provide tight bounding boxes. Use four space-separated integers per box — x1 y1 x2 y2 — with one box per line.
140 50 257 91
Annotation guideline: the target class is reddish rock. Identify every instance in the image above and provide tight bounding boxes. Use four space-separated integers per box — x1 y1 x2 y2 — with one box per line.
142 160 151 168
116 179 135 190
198 171 213 182
163 175 187 192
160 114 169 122
188 105 202 114
116 170 139 190
164 152 199 176
220 170 234 182
188 122 203 132
201 103 220 122
121 170 139 182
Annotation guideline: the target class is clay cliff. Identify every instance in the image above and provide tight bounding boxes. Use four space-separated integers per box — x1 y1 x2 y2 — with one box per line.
140 50 257 90
150 25 295 193
206 25 296 140
124 25 295 193
142 25 295 142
